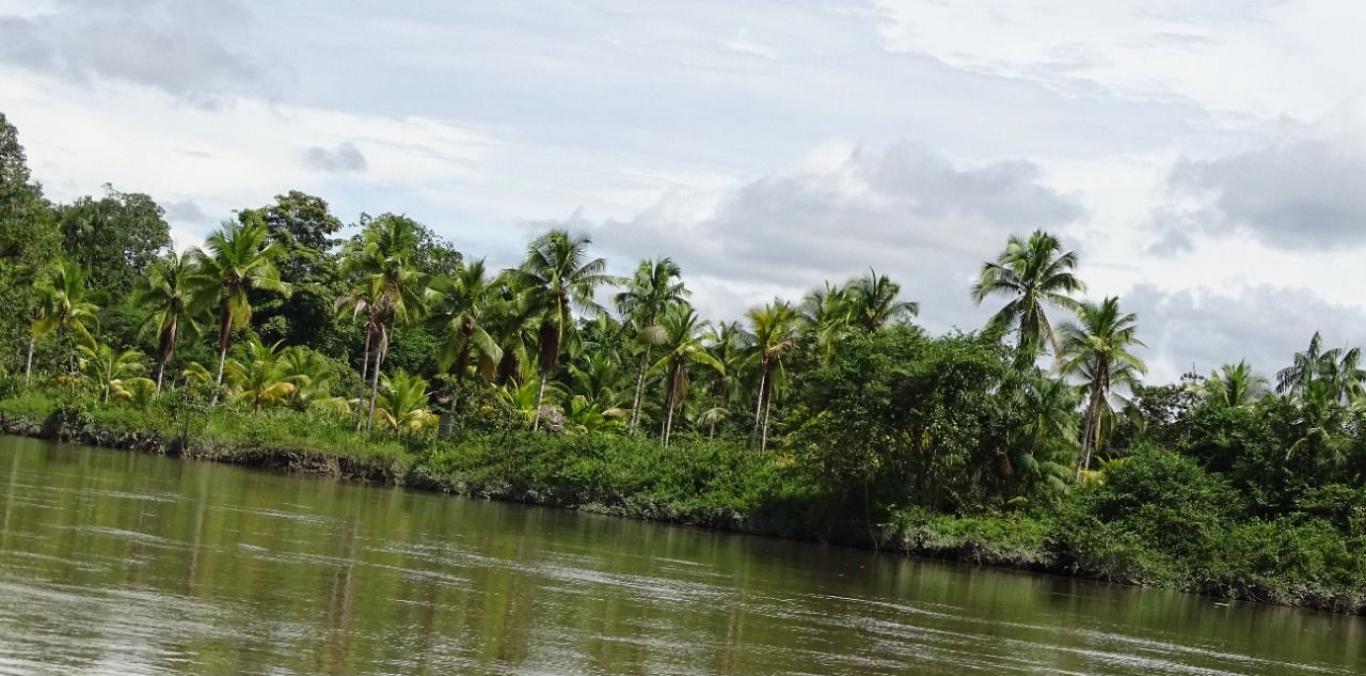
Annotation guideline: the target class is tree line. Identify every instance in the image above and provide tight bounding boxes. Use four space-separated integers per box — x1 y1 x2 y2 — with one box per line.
4 110 1365 517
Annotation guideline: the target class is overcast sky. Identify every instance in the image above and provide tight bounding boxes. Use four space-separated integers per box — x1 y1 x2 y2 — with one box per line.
3 0 1366 382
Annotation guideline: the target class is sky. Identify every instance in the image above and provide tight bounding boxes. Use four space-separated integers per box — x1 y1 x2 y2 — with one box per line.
3 0 1366 382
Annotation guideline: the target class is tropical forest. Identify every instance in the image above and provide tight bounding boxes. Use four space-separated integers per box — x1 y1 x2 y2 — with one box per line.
2 110 1365 617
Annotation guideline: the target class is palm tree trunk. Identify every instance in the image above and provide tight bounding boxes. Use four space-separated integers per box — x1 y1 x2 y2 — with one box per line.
1075 385 1101 481
629 352 648 433
532 372 548 431
23 334 34 386
210 308 231 406
664 403 676 448
211 342 228 406
752 364 767 446
155 321 177 393
761 388 774 452
366 335 385 431
356 328 372 430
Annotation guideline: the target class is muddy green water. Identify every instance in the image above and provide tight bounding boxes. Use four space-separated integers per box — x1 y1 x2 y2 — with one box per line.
0 436 1362 675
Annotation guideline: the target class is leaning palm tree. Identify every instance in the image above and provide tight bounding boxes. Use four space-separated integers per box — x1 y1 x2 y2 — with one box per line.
28 260 100 381
1205 361 1269 408
650 305 723 447
615 258 688 432
508 230 617 430
1059 297 1146 479
746 299 803 451
190 218 291 406
972 230 1085 359
133 251 202 392
428 258 502 423
846 269 918 332
337 215 429 429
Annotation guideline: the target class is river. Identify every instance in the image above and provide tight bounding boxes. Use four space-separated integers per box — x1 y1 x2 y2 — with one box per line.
0 435 1362 675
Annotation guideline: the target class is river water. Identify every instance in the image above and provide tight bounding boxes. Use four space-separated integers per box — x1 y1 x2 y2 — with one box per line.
0 435 1362 675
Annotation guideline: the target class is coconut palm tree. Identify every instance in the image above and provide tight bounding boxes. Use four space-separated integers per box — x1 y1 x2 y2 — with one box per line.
28 260 100 381
746 300 803 451
508 230 616 431
77 342 150 403
226 337 295 414
1059 297 1146 479
1205 361 1269 408
846 269 918 331
800 281 852 364
615 258 688 432
133 251 202 392
650 305 723 447
428 258 502 423
278 346 349 414
375 370 437 432
191 218 291 406
971 230 1085 359
337 215 429 429
701 320 747 439
1277 332 1364 403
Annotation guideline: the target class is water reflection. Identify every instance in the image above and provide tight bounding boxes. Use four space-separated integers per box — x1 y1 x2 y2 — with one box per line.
0 435 1362 675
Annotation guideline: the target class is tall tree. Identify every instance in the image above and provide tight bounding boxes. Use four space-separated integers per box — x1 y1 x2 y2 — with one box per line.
191 216 292 406
800 281 852 364
0 113 60 372
651 305 723 447
1059 297 1146 479
29 260 100 380
614 258 688 432
133 251 201 391
1277 332 1365 403
337 214 428 429
971 230 1085 359
239 191 346 349
746 300 803 451
509 230 616 431
57 185 171 297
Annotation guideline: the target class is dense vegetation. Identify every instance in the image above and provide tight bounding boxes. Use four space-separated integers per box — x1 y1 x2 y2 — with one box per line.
2 112 1364 613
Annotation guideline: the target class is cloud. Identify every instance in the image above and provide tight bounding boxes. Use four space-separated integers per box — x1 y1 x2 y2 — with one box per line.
573 141 1083 327
1161 136 1366 250
0 0 265 105
301 142 368 173
1124 283 1366 382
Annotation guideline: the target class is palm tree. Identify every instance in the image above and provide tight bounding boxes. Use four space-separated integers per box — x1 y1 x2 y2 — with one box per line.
971 230 1085 359
226 337 295 414
650 305 723 447
77 342 150 403
278 346 349 414
375 370 437 432
746 300 803 451
800 281 852 364
191 218 291 406
509 230 616 431
701 320 747 439
133 251 201 392
28 260 100 381
337 216 428 429
614 258 688 432
847 269 917 331
1059 297 1146 479
1205 361 1269 408
428 258 502 425
1277 332 1364 403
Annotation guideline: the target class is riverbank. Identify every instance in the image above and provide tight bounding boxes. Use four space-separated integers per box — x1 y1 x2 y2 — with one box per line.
1 392 1363 616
